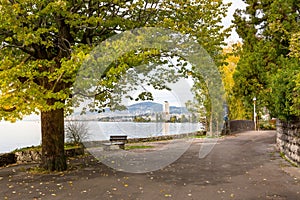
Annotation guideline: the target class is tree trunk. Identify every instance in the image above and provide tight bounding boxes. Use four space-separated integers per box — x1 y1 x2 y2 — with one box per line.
40 108 67 171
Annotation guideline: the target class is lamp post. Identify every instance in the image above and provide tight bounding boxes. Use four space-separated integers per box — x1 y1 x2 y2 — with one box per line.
253 97 257 131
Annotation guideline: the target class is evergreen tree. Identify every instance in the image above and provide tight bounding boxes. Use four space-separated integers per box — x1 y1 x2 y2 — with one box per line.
233 0 300 120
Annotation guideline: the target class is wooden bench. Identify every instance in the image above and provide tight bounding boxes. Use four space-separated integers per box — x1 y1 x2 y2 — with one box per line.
103 135 128 150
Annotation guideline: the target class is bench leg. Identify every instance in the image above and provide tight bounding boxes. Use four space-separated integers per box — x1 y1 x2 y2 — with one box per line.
118 144 125 150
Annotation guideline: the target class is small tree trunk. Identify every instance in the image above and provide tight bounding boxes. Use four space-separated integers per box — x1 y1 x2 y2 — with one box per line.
40 108 67 171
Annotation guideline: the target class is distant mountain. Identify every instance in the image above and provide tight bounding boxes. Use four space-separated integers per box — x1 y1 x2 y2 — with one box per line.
101 101 189 114
126 101 189 115
127 102 163 113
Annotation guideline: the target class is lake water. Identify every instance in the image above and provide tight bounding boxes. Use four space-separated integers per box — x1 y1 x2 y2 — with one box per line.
0 121 202 153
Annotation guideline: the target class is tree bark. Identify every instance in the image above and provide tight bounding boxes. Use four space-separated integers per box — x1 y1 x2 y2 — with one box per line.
40 108 67 171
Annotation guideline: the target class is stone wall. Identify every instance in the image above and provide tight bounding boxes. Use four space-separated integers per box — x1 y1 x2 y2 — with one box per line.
0 147 85 167
15 150 42 164
276 120 300 166
229 120 255 133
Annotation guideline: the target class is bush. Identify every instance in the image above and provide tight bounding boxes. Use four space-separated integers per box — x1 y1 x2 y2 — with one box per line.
65 121 90 145
259 121 276 130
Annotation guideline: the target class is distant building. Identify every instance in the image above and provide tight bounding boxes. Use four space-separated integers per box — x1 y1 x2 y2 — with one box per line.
164 101 170 121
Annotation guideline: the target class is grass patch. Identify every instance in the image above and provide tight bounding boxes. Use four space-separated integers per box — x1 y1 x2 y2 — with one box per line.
28 166 52 174
12 145 41 153
28 166 69 175
279 152 299 168
190 135 207 139
64 144 83 150
125 145 154 150
12 143 82 153
190 135 223 139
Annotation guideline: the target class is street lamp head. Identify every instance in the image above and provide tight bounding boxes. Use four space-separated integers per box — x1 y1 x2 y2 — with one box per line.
253 97 256 101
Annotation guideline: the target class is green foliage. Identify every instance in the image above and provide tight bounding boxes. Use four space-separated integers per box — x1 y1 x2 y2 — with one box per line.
133 116 151 123
289 33 300 118
289 32 300 58
270 58 300 120
259 120 276 130
233 0 300 121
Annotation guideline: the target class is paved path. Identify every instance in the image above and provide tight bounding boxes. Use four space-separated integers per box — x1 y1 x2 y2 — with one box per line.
0 131 299 200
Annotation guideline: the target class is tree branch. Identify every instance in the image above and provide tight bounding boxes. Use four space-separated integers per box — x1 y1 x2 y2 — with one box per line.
1 107 16 112
51 71 65 92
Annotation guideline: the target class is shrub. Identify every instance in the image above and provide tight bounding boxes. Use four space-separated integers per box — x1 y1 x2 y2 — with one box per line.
259 121 276 130
65 121 90 145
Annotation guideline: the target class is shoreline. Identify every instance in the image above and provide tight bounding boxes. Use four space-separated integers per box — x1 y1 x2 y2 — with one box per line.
83 130 207 148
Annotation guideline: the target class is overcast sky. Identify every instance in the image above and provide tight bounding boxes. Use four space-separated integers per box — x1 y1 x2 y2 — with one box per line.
223 0 247 42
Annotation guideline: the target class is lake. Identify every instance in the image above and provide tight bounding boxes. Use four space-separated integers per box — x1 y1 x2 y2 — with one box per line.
0 121 202 153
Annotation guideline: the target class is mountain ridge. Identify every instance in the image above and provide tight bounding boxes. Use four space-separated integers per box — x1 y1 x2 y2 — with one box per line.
127 101 188 114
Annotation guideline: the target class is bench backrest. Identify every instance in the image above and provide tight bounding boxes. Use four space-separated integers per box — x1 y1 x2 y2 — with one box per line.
110 135 127 141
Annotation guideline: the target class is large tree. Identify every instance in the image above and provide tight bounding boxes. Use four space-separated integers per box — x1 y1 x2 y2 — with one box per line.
0 0 230 171
233 0 300 120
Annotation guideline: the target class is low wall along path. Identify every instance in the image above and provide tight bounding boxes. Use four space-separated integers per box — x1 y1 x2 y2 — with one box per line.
277 120 300 166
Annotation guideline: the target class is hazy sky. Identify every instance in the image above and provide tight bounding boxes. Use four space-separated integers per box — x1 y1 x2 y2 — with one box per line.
126 77 194 107
223 0 247 42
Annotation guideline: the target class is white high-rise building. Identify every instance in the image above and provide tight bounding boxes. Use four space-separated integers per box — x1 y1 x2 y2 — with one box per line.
164 101 170 121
